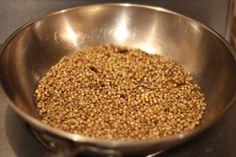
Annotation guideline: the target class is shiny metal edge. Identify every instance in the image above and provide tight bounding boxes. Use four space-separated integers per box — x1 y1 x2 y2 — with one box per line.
0 3 236 147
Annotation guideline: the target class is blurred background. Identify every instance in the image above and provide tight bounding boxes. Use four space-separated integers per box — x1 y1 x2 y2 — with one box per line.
231 1 236 47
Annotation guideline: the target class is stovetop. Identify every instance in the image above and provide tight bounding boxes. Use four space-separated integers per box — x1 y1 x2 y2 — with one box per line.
0 0 236 157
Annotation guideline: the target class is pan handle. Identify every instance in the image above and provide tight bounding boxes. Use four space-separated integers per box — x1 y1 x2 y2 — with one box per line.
47 144 122 157
31 127 122 157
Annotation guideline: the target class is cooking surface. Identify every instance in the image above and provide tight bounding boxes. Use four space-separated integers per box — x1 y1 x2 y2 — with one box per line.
0 0 236 157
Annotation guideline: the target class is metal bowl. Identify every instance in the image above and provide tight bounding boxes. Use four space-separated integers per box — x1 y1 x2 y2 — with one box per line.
0 3 236 157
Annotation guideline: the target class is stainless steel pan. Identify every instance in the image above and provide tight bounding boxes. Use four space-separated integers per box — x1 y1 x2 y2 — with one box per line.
0 3 236 157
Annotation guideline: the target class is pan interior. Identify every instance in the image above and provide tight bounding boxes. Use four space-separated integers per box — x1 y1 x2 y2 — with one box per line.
1 4 235 134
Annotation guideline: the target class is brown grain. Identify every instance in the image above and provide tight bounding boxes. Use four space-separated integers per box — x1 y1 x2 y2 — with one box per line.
35 44 206 140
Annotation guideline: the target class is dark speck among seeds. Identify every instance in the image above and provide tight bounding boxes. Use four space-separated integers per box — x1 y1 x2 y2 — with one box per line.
89 66 98 73
117 47 129 54
120 93 126 99
35 44 206 141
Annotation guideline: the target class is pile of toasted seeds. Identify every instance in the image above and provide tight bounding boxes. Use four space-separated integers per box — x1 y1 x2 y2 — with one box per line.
35 44 206 140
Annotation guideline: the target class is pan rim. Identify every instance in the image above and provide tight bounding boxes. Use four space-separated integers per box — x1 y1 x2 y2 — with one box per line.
0 3 235 147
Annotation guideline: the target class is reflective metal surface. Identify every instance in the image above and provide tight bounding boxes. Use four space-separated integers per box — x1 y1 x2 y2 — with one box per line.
0 0 233 43
0 3 236 156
